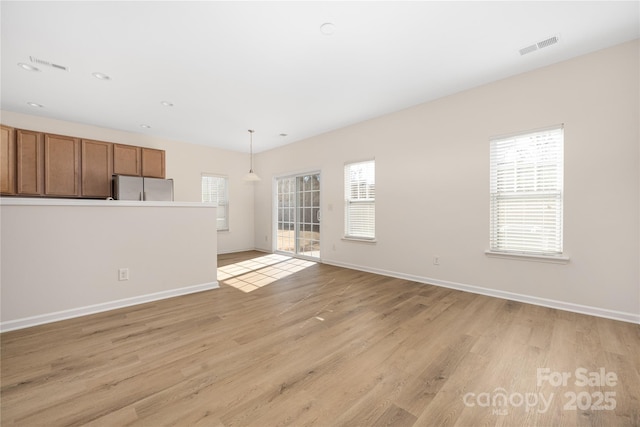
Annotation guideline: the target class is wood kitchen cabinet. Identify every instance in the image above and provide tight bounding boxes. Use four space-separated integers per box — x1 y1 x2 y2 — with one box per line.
1 125 16 195
16 129 44 196
141 147 165 178
1 124 167 199
81 139 113 198
113 144 141 176
44 133 80 197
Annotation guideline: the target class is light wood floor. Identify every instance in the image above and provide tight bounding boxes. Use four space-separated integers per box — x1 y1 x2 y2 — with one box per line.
2 251 639 426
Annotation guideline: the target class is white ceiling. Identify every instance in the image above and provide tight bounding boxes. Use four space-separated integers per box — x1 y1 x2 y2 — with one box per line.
1 1 638 153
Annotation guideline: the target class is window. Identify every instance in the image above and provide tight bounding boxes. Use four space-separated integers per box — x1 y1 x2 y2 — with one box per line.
344 160 375 240
201 174 229 231
489 126 563 256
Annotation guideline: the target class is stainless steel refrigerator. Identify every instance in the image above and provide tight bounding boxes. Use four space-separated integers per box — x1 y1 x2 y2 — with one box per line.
113 175 174 201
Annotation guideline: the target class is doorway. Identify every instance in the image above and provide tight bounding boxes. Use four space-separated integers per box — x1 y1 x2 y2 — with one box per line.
276 173 320 259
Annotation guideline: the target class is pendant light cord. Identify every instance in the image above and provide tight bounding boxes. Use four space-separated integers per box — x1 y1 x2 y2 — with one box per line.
248 129 255 172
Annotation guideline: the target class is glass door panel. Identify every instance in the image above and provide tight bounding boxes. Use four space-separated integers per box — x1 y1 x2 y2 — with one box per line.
276 173 320 259
276 177 296 253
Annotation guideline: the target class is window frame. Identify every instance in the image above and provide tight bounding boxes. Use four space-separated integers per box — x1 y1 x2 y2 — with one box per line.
201 173 229 232
344 159 376 241
487 125 568 262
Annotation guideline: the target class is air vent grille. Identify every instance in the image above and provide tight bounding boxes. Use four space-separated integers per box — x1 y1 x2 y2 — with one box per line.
519 35 560 56
537 36 559 49
29 56 69 71
519 44 538 56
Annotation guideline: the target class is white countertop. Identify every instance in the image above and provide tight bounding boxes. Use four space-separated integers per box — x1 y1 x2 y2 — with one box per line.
0 197 216 208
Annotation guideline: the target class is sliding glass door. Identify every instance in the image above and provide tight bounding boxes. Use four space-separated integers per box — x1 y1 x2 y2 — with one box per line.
276 173 320 259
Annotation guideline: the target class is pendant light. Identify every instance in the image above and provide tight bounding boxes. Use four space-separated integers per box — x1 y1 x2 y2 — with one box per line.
244 129 261 181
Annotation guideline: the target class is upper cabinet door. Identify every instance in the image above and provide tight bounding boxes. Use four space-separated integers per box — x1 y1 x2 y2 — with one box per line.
44 133 80 197
1 125 16 195
81 139 113 198
16 129 44 196
113 144 141 176
141 148 165 178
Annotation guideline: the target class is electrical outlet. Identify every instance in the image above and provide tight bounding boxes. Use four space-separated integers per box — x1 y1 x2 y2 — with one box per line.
433 256 440 265
118 268 129 281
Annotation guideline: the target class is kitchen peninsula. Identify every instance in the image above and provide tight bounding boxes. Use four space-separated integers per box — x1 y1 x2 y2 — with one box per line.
0 198 218 331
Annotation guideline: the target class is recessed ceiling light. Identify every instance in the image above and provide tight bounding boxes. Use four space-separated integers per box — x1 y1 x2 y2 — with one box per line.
27 102 44 108
160 101 174 107
320 22 336 36
140 124 151 129
92 72 111 81
18 63 40 72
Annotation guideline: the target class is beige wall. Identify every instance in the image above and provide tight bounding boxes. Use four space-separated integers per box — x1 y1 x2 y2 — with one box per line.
253 40 640 321
1 200 217 330
0 111 255 253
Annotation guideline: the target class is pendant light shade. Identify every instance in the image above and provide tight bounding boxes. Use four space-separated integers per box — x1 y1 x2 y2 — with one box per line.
244 129 261 181
244 171 261 181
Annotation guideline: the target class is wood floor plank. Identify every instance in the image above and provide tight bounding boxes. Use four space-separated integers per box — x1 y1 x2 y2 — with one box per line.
2 250 639 426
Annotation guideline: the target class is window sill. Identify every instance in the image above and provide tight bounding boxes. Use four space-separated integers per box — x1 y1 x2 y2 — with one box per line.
342 237 377 244
485 250 570 264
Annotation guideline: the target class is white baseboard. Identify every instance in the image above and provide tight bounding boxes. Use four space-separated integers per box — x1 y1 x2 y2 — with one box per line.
0 281 219 333
218 247 265 255
322 259 639 325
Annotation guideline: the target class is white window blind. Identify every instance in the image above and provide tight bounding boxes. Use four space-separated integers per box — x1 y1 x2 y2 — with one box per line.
489 126 564 255
345 160 375 239
201 174 229 231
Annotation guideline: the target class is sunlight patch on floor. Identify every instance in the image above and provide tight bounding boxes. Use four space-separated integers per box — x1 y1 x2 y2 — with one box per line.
217 254 316 293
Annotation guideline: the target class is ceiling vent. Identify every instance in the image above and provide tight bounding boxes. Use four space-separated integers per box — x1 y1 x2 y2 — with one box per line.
537 36 559 49
519 44 538 56
519 35 560 56
29 56 69 71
